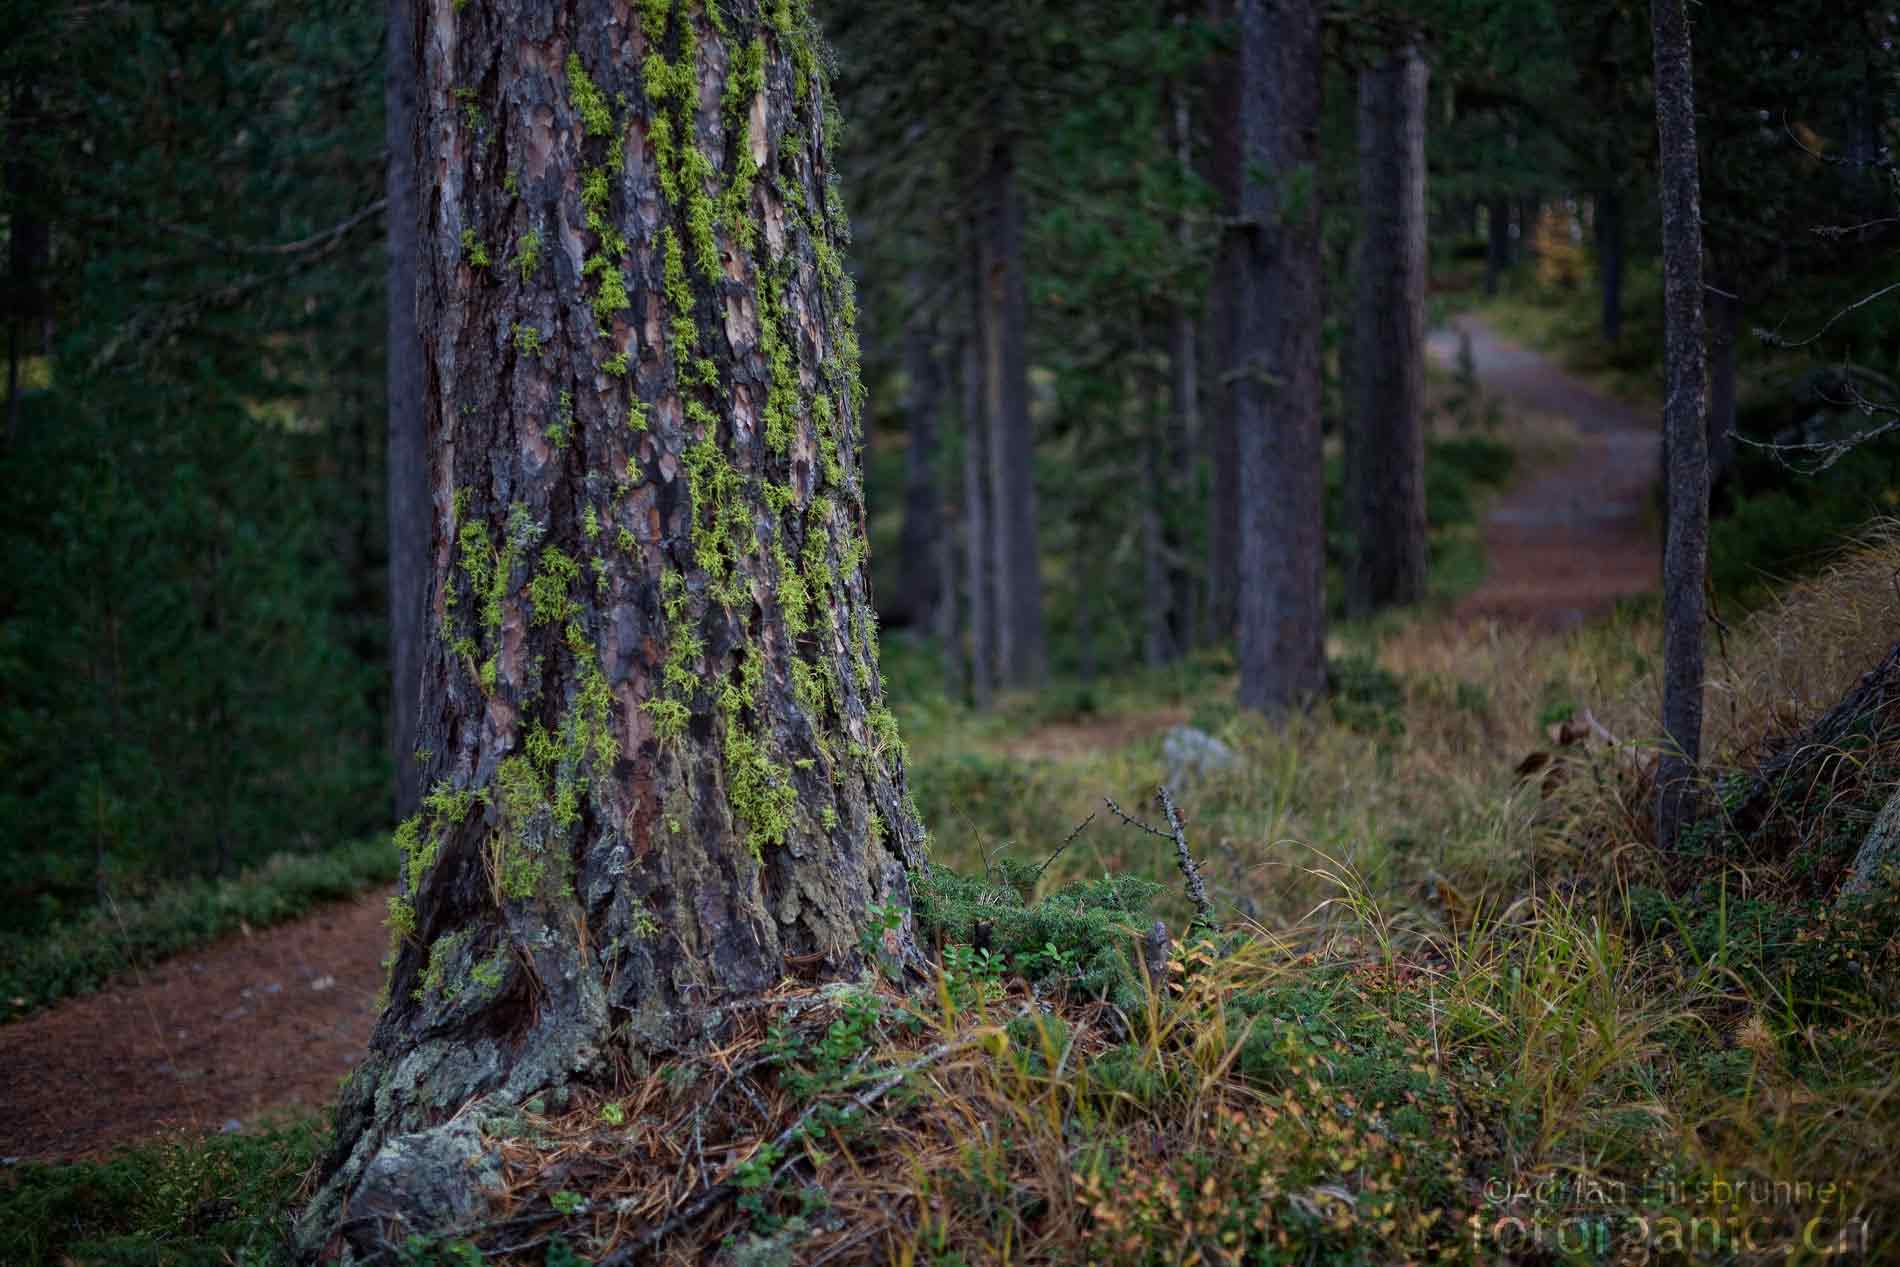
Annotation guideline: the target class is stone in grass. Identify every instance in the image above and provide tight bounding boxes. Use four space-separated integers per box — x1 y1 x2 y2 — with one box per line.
344 1117 505 1248
1162 725 1237 791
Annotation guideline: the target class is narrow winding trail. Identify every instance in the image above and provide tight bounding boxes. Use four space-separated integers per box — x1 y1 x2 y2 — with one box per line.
0 889 388 1162
1428 313 1661 630
0 313 1662 1166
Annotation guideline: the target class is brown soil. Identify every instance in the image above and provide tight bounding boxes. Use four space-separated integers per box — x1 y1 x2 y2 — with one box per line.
0 887 389 1163
1429 314 1661 631
0 313 1658 1167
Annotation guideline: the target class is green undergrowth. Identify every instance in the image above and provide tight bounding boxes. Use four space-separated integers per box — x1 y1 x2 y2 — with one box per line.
0 837 395 1021
15 539 1900 1264
0 1112 328 1266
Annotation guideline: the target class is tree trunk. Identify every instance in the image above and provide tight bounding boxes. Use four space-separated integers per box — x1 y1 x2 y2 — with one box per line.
1597 185 1624 345
1235 0 1326 715
1170 79 1200 653
895 278 941 631
1484 196 1511 296
980 140 1046 688
1143 379 1174 668
304 2 927 1249
1204 0 1241 644
962 230 996 710
386 0 429 821
1347 44 1429 617
1651 0 1709 849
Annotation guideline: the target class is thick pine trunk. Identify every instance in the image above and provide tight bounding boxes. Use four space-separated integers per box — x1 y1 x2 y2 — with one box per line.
895 279 941 631
1651 0 1708 848
386 0 429 820
1347 45 1429 616
980 140 1046 688
306 0 926 1249
1235 0 1326 715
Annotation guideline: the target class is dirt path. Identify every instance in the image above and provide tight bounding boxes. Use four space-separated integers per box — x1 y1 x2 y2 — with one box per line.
0 888 388 1163
1428 313 1661 630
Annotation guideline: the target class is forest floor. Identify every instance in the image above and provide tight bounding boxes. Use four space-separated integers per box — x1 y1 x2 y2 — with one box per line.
0 310 1663 1167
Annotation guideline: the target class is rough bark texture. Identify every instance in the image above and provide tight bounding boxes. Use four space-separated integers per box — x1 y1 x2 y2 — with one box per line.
980 140 1046 688
304 0 927 1251
894 279 941 631
1235 0 1326 715
387 0 430 821
1347 45 1429 617
1651 0 1709 849
1596 186 1623 345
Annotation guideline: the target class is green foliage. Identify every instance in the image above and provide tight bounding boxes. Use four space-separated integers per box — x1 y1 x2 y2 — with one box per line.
0 1113 327 1265
911 864 1164 1011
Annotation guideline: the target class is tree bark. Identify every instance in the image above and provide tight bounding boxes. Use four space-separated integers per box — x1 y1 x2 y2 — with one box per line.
1235 0 1326 715
1596 185 1623 345
1347 45 1429 617
894 278 941 631
386 0 429 821
1651 0 1709 849
305 1 927 1249
980 139 1046 688
962 230 995 710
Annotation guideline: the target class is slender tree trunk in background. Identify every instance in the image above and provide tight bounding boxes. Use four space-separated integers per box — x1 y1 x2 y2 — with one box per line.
1706 282 1739 497
1143 380 1173 668
1484 196 1511 295
1204 0 1240 644
1235 0 1326 715
4 81 48 448
385 0 428 821
980 140 1046 689
895 279 942 631
1597 185 1624 345
1347 45 1429 616
1170 79 1201 653
962 240 996 711
937 491 961 702
1518 194 1541 259
1651 0 1709 850
304 3 927 1248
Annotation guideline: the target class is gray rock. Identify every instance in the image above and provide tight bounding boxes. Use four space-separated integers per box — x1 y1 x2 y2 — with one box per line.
1162 725 1238 790
344 1117 504 1248
1841 785 1900 902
